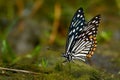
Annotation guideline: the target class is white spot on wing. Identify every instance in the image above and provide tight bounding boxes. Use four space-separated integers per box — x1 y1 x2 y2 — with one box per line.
80 15 83 18
95 21 98 24
75 32 78 35
78 10 81 12
80 23 83 26
73 29 75 32
88 32 92 35
79 28 82 31
92 20 96 23
95 17 98 19
86 38 88 41
76 27 79 30
82 18 85 20
92 28 95 30
82 33 85 36
93 31 96 33
77 14 80 17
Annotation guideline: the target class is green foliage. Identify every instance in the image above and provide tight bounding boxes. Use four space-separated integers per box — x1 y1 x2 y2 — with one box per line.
1 39 16 64
97 31 112 43
0 16 19 64
41 58 48 68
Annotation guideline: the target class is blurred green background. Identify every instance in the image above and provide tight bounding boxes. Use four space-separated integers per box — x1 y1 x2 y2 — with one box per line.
0 0 120 79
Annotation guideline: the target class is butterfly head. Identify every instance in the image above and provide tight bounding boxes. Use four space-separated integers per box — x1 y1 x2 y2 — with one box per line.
62 53 73 62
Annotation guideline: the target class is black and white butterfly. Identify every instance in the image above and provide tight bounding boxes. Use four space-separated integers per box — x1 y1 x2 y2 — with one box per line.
63 8 101 62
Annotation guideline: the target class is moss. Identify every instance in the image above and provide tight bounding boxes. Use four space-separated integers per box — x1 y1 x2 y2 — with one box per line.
0 60 116 80
53 62 103 80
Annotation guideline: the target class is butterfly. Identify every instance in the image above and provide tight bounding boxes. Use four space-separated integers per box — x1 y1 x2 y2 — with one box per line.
62 8 101 62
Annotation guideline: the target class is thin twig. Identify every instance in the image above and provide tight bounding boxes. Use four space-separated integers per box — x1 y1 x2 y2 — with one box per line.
0 67 40 75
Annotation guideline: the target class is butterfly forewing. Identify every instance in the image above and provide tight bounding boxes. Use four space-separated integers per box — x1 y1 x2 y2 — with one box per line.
65 8 86 53
63 7 101 62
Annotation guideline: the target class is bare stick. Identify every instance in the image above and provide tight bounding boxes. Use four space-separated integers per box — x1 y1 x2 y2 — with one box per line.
0 67 40 75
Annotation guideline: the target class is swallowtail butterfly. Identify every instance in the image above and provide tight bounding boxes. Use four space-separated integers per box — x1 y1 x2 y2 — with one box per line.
63 8 101 62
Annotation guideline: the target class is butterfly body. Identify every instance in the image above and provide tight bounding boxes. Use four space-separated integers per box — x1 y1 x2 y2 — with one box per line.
63 8 101 62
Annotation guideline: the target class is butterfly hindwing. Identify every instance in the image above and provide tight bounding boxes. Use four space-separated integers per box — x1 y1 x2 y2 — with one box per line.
84 15 101 36
85 15 101 58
